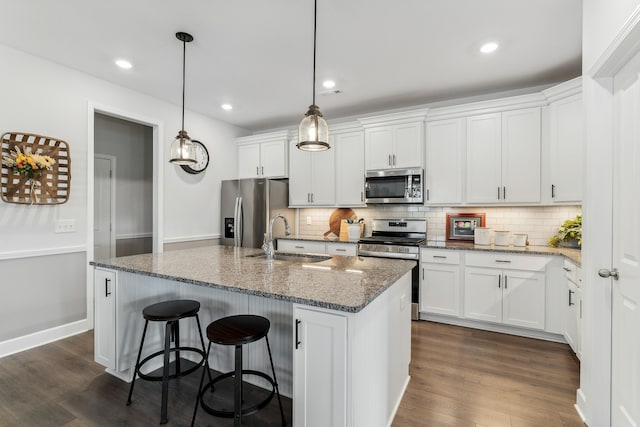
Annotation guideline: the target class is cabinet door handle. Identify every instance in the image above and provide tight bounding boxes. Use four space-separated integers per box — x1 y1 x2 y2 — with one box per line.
504 275 508 289
361 191 364 202
568 289 575 306
307 193 310 202
503 187 506 200
426 189 430 201
311 193 314 203
551 184 556 198
256 166 259 176
392 154 396 166
495 259 512 263
498 187 501 200
433 255 446 259
498 275 501 288
295 319 301 349
563 266 572 272
295 245 304 249
261 166 264 176
422 268 425 281
335 248 346 252
388 154 392 166
105 278 111 297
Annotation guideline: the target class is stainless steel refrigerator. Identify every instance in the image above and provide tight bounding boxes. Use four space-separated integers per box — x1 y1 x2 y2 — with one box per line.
220 178 295 248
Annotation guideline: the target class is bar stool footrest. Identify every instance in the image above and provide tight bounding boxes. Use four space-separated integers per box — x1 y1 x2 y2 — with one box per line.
199 370 276 419
136 346 206 382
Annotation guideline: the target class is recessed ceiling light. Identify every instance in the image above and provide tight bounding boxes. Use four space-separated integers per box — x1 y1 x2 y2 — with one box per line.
115 59 133 69
322 80 336 89
221 104 233 111
480 42 499 54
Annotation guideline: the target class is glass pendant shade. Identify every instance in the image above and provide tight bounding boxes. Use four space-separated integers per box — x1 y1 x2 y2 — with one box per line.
297 104 330 151
169 130 196 164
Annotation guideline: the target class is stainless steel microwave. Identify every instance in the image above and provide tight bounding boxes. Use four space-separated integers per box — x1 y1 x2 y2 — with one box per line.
364 168 423 204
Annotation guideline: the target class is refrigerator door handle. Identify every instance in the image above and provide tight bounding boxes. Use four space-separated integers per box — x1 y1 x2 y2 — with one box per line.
236 196 244 247
233 197 240 246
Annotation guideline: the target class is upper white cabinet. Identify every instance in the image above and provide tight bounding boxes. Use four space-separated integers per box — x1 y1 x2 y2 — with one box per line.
359 110 427 171
544 78 584 203
236 131 289 179
425 118 464 204
289 139 335 206
333 128 366 206
466 107 541 204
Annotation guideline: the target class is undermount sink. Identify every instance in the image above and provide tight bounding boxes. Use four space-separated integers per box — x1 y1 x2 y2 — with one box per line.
245 252 331 263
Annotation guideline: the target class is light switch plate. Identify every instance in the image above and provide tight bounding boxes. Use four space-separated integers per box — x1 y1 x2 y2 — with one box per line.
306 216 312 225
55 219 76 233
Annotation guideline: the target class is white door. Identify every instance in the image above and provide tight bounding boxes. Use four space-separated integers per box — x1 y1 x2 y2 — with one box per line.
94 155 114 260
464 267 502 323
425 118 463 204
393 122 422 168
365 127 393 170
309 147 335 205
260 140 287 178
501 269 545 330
237 144 261 178
334 131 365 206
610 52 640 427
466 113 502 203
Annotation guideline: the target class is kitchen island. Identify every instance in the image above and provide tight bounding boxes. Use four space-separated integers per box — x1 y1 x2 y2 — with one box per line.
91 245 415 427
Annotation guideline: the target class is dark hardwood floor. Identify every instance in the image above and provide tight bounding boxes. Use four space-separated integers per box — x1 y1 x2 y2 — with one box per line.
0 321 583 426
393 321 584 427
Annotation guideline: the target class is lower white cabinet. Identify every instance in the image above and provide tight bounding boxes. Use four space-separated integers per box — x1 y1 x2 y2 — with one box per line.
464 253 546 330
94 268 116 370
420 249 462 316
278 239 357 256
293 306 347 427
563 259 582 358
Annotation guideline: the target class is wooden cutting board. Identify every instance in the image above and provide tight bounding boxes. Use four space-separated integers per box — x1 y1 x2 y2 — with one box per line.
324 208 357 237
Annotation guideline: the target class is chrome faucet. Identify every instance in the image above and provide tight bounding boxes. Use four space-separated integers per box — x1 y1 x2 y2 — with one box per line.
263 214 291 259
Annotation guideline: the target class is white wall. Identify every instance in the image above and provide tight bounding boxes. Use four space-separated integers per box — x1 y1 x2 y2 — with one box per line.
0 43 247 349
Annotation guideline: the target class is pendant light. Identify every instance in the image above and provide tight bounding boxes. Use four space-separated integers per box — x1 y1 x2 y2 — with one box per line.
169 32 197 165
297 0 330 151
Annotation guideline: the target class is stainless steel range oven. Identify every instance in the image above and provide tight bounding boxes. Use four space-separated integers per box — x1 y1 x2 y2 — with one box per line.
358 218 426 320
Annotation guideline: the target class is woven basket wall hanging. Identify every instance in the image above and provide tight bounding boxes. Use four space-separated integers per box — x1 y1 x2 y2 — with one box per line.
1 132 71 205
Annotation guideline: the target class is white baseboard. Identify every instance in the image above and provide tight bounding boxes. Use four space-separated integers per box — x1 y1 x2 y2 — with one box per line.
0 318 90 358
575 388 587 424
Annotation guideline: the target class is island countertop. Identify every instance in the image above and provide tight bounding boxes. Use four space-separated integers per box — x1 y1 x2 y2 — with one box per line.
90 245 415 313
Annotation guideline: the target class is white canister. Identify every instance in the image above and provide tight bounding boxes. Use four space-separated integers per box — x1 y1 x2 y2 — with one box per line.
348 224 361 240
494 230 511 246
513 233 528 247
474 227 492 245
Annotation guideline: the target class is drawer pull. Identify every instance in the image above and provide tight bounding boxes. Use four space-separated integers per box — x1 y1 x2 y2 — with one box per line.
432 255 447 259
495 260 512 263
335 248 347 252
295 319 301 349
105 278 111 297
563 266 572 272
498 275 501 288
568 289 575 306
295 245 304 249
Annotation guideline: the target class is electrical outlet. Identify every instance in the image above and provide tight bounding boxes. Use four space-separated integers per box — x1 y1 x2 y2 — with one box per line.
55 219 77 233
306 216 312 225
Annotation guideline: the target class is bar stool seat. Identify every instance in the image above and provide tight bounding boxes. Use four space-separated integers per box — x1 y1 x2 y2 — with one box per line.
127 299 210 424
192 314 286 426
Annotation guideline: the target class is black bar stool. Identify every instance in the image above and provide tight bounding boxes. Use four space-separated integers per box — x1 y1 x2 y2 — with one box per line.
192 314 286 427
126 299 211 424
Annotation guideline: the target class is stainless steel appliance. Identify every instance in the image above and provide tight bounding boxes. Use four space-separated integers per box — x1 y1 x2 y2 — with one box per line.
364 168 423 204
220 178 295 248
358 218 426 320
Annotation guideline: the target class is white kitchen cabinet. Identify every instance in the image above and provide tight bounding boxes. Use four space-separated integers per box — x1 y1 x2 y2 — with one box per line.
466 108 541 204
563 259 582 358
94 268 116 370
278 239 357 256
464 252 546 330
289 139 335 206
549 93 583 203
364 121 423 170
237 132 288 179
293 306 347 427
334 130 366 206
425 118 464 204
419 249 462 316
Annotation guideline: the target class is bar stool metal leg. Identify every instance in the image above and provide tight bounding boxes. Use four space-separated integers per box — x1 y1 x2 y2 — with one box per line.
191 342 212 427
234 344 243 427
265 335 287 426
161 321 172 424
127 319 149 406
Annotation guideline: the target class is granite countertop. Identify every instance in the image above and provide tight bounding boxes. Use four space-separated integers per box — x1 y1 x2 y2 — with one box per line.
279 234 360 243
423 240 582 265
280 235 582 265
90 246 415 313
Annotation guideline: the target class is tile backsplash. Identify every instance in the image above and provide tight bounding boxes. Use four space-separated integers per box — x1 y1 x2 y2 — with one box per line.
296 205 582 247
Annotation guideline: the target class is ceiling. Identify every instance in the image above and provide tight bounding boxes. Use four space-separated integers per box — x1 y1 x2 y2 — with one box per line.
1 0 582 132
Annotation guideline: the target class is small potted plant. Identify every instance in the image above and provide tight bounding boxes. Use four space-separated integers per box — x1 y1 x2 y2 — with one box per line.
548 214 582 248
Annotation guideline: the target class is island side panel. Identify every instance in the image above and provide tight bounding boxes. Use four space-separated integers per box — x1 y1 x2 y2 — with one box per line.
351 270 412 427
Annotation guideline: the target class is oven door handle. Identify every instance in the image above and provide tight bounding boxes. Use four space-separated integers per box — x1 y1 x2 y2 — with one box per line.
358 250 419 260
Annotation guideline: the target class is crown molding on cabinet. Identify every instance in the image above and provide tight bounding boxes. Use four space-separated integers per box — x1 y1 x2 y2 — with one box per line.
425 92 548 122
541 76 582 103
328 121 364 133
358 108 429 127
236 130 292 145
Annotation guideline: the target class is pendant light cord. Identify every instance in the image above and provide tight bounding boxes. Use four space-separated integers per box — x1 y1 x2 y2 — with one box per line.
181 38 186 132
312 0 317 106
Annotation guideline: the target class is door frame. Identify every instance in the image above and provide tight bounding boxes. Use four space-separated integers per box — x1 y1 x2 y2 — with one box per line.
582 6 640 426
94 153 117 259
86 102 165 329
